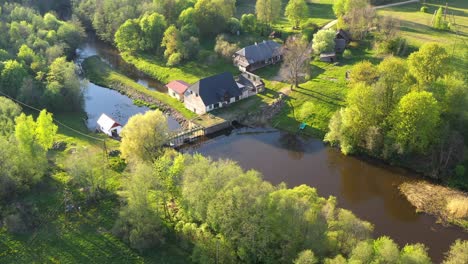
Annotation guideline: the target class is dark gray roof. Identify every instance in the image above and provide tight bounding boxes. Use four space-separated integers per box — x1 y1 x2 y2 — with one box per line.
235 40 282 64
335 39 346 51
188 72 241 106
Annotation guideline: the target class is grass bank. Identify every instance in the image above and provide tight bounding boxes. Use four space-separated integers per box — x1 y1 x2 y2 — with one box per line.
399 181 468 230
82 56 196 120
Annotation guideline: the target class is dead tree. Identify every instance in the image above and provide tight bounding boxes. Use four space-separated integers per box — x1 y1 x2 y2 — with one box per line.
281 36 311 89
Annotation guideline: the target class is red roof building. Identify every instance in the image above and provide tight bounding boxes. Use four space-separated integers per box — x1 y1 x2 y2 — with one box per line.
166 80 190 101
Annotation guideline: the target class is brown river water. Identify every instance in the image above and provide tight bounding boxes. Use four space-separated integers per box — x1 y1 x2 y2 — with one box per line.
79 39 467 262
183 128 468 262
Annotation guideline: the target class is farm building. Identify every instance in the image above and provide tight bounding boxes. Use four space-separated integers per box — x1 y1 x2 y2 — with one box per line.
233 40 282 72
166 80 190 101
320 52 337 63
97 113 122 137
184 72 244 114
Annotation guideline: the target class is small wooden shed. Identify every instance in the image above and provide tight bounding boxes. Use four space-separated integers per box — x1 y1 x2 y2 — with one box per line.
97 113 122 137
320 52 337 63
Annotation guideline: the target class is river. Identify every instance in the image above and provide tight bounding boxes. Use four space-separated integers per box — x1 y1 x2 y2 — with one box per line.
76 37 180 130
79 39 467 262
183 127 467 262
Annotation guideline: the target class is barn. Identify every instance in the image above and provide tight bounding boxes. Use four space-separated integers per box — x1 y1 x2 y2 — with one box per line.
97 113 122 137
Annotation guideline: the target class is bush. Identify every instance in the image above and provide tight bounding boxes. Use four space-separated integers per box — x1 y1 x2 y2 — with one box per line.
420 6 428 13
167 52 183 66
343 49 352 59
455 165 466 177
226 18 241 35
214 35 240 60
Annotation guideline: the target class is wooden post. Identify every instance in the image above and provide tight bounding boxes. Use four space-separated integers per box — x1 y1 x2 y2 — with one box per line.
444 2 448 21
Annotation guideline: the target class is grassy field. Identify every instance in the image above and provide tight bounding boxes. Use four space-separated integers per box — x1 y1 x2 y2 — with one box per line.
378 0 468 47
82 56 196 119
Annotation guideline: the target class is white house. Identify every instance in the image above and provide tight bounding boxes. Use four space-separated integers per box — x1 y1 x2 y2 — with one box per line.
166 80 190 101
183 72 243 114
97 113 122 137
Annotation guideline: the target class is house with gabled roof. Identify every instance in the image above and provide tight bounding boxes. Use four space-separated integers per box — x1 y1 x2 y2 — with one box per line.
97 113 122 137
233 40 282 72
166 80 190 101
183 72 245 114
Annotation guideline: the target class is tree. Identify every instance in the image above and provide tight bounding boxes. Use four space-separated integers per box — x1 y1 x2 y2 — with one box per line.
281 36 311 88
294 250 318 264
389 91 441 154
0 96 22 137
44 57 82 111
194 0 231 36
56 21 85 56
443 240 468 264
433 7 448 30
0 60 27 98
162 25 182 59
35 110 58 150
114 162 166 251
312 29 336 54
348 60 378 85
399 244 431 264
178 7 196 27
139 13 167 52
241 13 257 33
226 17 241 35
372 236 400 263
285 0 309 29
408 43 449 86
115 19 142 53
256 0 282 25
120 110 169 163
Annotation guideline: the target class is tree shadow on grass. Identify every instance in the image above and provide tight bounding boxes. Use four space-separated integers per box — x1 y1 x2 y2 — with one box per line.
294 86 345 106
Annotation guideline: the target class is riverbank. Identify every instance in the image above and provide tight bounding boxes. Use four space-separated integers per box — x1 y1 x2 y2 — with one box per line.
81 56 196 127
399 181 468 230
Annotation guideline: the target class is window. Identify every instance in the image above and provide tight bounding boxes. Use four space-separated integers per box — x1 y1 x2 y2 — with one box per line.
214 103 219 109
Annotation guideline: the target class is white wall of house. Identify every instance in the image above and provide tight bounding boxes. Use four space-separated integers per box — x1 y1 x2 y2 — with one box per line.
168 90 183 101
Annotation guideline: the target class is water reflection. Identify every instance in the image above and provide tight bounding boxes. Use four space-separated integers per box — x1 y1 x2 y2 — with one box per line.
185 127 468 262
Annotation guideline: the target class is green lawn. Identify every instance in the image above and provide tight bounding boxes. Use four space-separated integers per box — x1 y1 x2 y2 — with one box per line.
378 0 468 47
82 56 196 119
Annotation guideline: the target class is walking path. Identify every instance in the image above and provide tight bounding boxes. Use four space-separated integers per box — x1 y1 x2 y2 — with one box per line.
322 0 420 29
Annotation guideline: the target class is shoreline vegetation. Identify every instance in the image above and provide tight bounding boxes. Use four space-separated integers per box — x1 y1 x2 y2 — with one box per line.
81 56 196 126
399 181 468 230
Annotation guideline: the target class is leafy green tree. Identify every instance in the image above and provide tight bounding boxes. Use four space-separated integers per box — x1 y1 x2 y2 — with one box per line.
194 0 231 36
57 21 86 56
162 25 182 59
433 7 448 30
376 56 411 116
373 236 400 263
241 13 257 33
285 0 309 29
443 239 468 264
35 110 58 150
181 155 243 222
114 162 166 251
14 113 36 155
226 17 241 34
348 60 378 85
17 45 36 67
312 29 336 54
294 250 318 264
408 43 449 86
399 244 431 264
0 60 28 98
389 91 441 154
44 57 82 111
120 110 169 164
256 0 282 25
207 171 273 263
139 13 167 52
66 148 116 200
115 19 142 53
178 7 196 27
0 96 22 137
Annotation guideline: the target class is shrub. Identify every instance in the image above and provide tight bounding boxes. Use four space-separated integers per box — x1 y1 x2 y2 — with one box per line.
167 52 183 66
214 35 240 60
455 165 466 177
343 49 352 59
227 18 241 35
420 6 428 13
